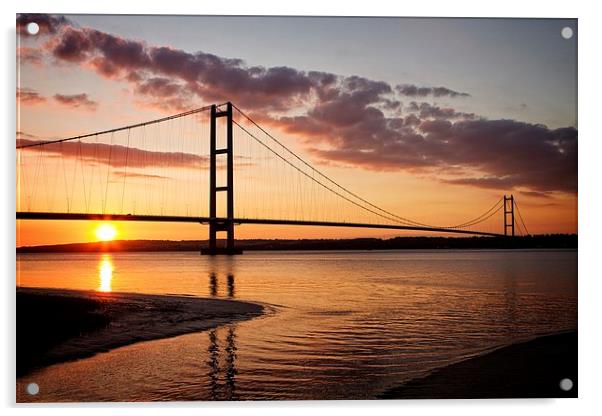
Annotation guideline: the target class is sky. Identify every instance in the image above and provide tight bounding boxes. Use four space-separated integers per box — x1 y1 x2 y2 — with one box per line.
16 14 577 246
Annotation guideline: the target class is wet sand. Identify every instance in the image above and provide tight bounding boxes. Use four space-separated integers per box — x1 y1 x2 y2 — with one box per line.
17 287 264 376
380 331 577 399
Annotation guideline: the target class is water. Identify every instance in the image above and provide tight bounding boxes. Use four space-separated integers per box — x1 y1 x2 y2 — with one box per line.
16 250 577 401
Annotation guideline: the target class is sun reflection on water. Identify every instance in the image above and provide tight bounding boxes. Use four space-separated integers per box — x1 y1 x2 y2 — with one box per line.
98 255 113 292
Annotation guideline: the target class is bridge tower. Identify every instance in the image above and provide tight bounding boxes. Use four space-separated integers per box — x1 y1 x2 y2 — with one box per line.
503 194 515 237
201 102 242 255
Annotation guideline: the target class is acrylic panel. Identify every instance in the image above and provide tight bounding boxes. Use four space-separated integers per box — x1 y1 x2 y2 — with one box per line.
16 14 577 402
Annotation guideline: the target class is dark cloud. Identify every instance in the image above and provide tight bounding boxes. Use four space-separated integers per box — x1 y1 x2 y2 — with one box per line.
16 138 206 169
407 101 476 120
403 114 421 126
126 76 191 112
87 29 151 71
17 88 47 105
45 26 326 111
131 77 193 112
38 20 466 117
397 84 470 98
17 137 255 173
51 27 95 62
442 176 515 190
31 15 576 194
134 77 186 98
276 113 577 193
53 93 98 111
419 119 453 134
414 121 577 193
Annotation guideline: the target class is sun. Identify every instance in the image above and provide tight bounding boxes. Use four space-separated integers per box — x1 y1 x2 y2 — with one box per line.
95 223 118 241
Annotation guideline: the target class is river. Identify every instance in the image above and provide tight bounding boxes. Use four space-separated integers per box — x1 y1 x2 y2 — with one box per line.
16 249 577 401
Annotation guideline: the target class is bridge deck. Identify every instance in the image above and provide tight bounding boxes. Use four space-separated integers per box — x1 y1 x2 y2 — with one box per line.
16 212 505 237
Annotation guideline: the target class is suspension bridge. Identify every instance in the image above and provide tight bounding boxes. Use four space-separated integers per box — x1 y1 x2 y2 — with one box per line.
16 102 529 254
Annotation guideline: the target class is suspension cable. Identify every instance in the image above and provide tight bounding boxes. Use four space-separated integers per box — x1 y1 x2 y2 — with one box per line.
448 197 504 229
513 200 529 236
231 104 438 227
233 119 410 226
18 100 514 234
232 103 507 230
16 104 219 149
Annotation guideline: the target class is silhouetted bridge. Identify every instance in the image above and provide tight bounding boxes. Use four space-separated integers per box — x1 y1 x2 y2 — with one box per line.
16 102 529 254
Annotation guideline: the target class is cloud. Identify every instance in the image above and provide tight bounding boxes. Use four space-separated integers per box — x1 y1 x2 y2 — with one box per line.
35 18 469 117
131 77 194 111
17 88 47 105
418 119 453 134
17 137 255 173
44 26 329 111
520 190 554 199
53 93 99 111
18 47 44 66
134 77 184 98
420 121 577 193
50 27 96 62
442 176 515 190
27 14 577 195
278 113 577 193
407 102 476 120
17 138 206 170
111 171 171 180
134 97 193 113
396 84 470 98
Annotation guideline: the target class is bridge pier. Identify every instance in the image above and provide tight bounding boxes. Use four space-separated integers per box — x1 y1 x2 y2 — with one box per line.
202 220 242 255
201 102 243 255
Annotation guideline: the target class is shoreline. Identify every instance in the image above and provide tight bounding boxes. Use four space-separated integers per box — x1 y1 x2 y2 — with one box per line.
17 287 265 377
379 331 577 399
16 234 577 253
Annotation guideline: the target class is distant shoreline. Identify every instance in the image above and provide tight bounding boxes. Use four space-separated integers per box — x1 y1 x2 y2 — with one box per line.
16 234 577 253
380 331 577 399
16 287 264 377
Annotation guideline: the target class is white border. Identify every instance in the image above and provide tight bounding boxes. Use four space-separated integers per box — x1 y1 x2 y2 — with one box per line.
3 0 601 414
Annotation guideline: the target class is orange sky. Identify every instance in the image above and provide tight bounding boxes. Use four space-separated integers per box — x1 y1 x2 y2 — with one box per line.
16 15 577 246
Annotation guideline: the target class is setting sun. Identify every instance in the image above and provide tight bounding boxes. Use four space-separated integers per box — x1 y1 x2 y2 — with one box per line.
95 224 117 241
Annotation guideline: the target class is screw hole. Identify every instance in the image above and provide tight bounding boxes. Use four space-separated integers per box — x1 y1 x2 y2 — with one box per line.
559 378 573 391
26 382 39 395
26 22 40 35
561 27 574 40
